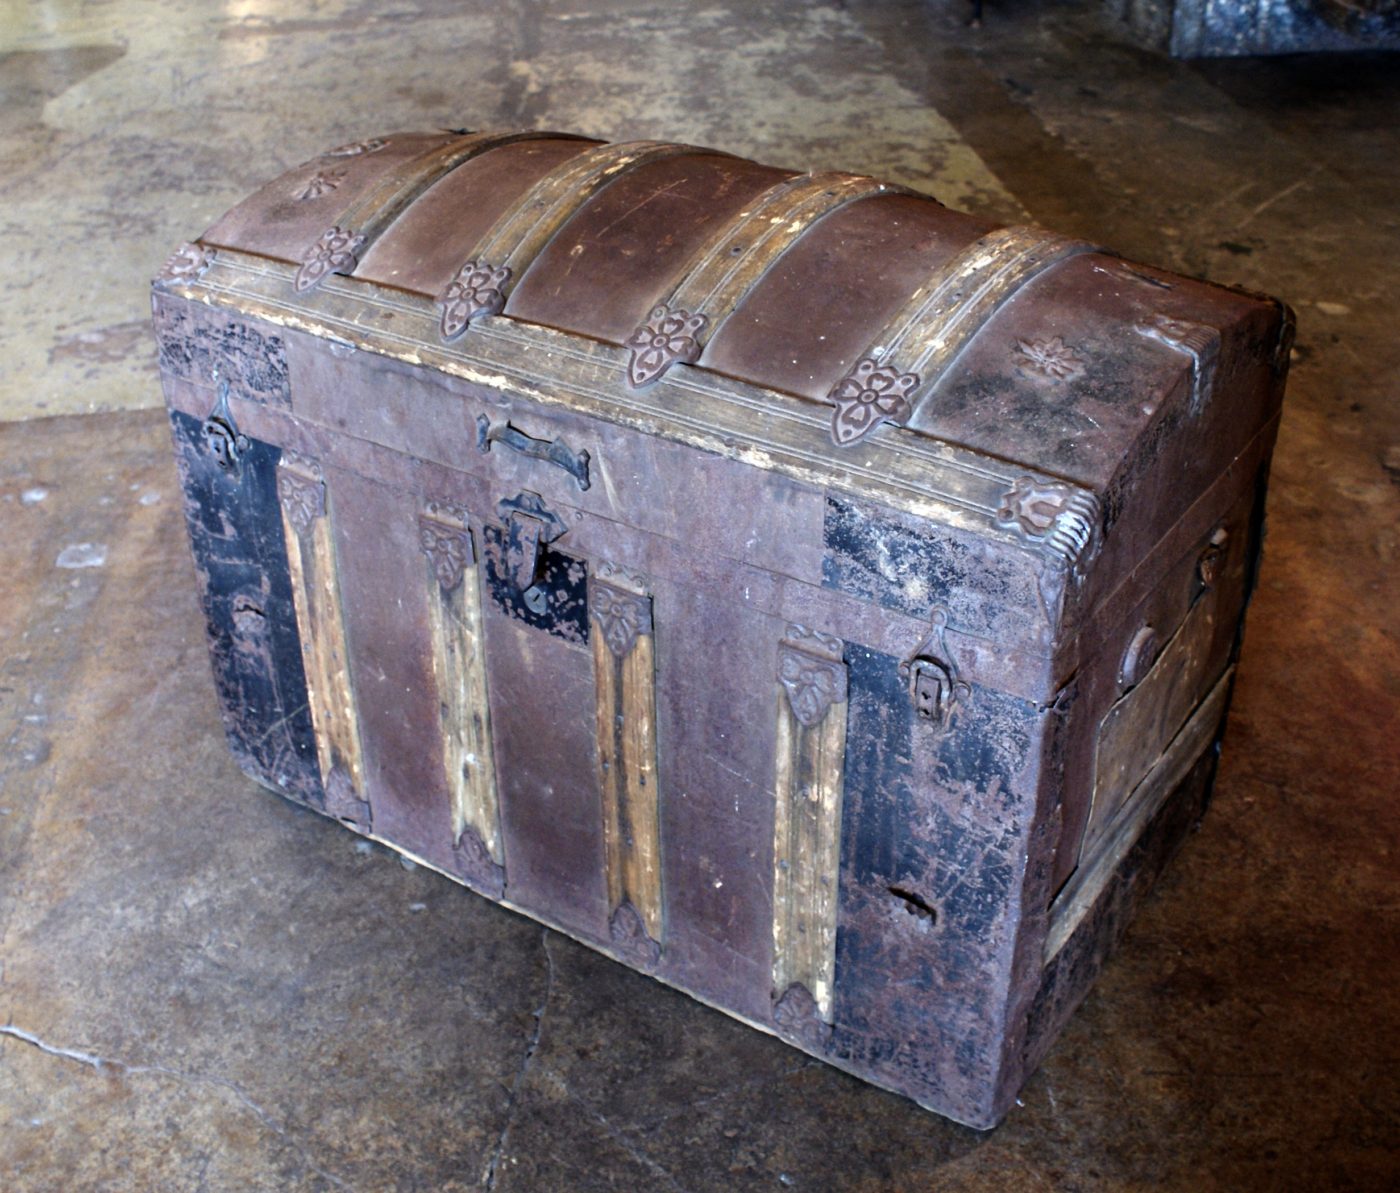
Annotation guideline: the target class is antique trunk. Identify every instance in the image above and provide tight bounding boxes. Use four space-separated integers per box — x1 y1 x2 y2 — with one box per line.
152 129 1291 1128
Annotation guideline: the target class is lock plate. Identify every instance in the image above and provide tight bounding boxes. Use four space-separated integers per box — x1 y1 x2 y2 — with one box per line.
482 491 588 644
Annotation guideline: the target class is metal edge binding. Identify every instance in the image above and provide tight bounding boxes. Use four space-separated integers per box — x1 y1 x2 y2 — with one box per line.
624 172 911 387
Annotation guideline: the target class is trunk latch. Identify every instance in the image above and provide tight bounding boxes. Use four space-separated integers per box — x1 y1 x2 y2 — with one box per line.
497 491 569 615
909 658 955 724
900 608 968 730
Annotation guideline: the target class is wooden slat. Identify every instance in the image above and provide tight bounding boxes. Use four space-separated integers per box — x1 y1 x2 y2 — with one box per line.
294 131 564 291
676 173 902 326
590 574 663 954
342 130 568 245
819 227 1099 444
623 172 906 386
419 506 502 866
277 456 365 818
771 633 848 1020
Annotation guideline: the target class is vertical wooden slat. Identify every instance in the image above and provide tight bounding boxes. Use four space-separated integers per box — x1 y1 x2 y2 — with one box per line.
772 627 848 1039
590 569 663 963
276 454 367 825
418 504 503 888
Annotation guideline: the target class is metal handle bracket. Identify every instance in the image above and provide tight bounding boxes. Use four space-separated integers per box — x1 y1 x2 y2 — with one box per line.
477 414 590 490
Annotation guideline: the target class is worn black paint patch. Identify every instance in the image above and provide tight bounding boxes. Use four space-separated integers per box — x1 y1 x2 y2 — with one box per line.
839 644 915 887
170 410 322 804
932 683 1036 816
822 495 1018 638
829 643 1032 1117
156 305 291 407
481 524 589 645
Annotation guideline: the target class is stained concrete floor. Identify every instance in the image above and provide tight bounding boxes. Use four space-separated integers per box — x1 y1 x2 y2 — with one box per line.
2 1 1398 1190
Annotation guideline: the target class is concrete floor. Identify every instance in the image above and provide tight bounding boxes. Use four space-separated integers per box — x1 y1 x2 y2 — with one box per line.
2 1 1397 1189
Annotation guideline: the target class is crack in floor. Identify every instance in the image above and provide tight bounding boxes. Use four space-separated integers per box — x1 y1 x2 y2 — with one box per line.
483 926 556 1191
566 1091 695 1193
0 1021 356 1192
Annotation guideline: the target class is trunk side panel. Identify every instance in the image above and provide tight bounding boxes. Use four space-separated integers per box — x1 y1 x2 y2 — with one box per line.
167 409 323 806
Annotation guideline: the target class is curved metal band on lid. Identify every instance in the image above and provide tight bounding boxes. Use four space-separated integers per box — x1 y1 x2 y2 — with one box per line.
435 140 710 342
625 172 910 387
293 130 572 292
824 227 1099 446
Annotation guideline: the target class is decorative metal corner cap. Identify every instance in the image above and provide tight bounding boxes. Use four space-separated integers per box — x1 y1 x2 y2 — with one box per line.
995 474 1101 569
773 982 832 1051
827 358 918 446
1136 314 1221 412
437 260 512 341
294 226 366 293
156 242 212 287
625 304 708 387
609 900 661 967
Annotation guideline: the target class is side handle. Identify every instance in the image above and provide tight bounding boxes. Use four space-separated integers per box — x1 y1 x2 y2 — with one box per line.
477 414 591 491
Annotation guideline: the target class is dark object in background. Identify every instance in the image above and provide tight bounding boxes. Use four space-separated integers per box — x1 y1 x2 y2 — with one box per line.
152 129 1291 1128
1110 0 1400 56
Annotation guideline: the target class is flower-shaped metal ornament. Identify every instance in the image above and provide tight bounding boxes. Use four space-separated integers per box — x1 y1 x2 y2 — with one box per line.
625 304 708 387
436 261 512 341
294 226 366 292
590 582 651 658
297 169 347 201
827 358 920 446
1015 336 1085 382
417 517 474 593
778 649 846 728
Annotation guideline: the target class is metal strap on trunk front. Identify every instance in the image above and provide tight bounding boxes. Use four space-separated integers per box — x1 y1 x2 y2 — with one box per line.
292 130 569 292
434 140 711 341
823 227 1099 446
623 172 912 387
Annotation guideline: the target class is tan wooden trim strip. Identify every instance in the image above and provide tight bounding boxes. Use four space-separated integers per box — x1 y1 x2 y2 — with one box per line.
276 454 367 824
478 140 703 273
590 571 663 961
771 629 848 1024
418 503 503 877
294 131 566 292
1045 666 1233 961
823 227 1099 445
625 172 908 386
434 140 706 340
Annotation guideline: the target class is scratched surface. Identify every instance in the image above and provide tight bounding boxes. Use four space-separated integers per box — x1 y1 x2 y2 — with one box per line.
2 1 1400 1190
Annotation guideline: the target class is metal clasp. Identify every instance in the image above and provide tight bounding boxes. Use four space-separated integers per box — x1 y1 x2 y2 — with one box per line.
496 491 569 615
201 378 249 472
909 657 955 724
899 608 968 730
